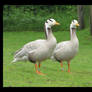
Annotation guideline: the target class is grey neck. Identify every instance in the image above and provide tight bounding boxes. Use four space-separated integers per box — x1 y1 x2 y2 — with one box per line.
70 28 77 40
44 25 48 39
44 24 52 40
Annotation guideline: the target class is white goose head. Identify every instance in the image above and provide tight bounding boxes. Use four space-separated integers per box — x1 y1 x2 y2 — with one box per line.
70 20 80 29
45 19 60 27
45 19 60 39
70 20 80 40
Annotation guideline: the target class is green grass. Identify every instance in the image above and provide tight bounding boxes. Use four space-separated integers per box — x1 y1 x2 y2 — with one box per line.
3 29 92 87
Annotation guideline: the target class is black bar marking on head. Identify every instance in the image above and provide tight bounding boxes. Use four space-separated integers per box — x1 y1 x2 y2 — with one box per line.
49 19 53 22
72 20 74 23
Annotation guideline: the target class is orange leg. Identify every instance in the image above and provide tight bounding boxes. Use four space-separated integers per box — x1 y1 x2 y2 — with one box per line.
35 63 45 75
39 63 41 69
67 61 70 72
38 63 41 71
35 64 39 74
60 60 64 71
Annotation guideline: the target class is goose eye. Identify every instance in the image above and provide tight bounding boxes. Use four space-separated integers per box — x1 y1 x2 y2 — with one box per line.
49 19 53 22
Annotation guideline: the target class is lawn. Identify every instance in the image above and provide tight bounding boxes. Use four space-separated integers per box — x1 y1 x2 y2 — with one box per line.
3 29 92 87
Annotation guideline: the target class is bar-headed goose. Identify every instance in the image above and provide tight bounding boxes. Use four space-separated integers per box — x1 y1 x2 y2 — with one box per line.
51 20 79 72
12 19 60 75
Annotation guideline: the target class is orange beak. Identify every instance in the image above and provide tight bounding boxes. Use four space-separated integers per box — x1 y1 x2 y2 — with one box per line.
76 23 80 27
55 22 60 25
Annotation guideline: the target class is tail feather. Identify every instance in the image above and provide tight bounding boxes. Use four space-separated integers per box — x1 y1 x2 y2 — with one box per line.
11 56 28 64
14 48 25 58
11 58 17 63
14 48 23 55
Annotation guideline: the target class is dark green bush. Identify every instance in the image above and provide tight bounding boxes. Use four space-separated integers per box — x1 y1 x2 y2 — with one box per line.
3 5 77 32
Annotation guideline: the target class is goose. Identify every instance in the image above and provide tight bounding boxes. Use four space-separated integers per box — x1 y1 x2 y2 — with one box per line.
12 18 60 75
51 20 79 72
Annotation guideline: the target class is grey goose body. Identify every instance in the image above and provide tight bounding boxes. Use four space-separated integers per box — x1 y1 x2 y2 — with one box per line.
12 18 60 75
51 20 79 72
